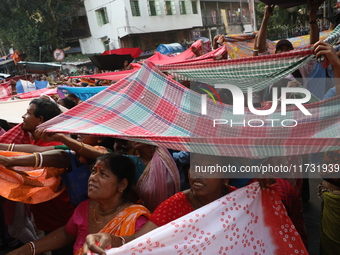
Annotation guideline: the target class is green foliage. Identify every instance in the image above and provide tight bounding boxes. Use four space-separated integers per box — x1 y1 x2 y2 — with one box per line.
0 0 83 61
255 2 310 40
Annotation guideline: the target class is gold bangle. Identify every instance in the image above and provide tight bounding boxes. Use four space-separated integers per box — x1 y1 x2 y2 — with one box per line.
33 153 39 168
7 143 13 151
77 142 84 154
118 236 126 246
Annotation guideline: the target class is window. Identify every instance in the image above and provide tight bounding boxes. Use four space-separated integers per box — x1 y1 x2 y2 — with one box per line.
148 0 157 16
95 8 109 25
130 0 141 16
191 1 198 14
179 1 186 14
165 1 172 15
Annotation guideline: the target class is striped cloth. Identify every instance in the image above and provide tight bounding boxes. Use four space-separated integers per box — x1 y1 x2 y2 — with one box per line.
0 82 11 100
39 54 340 158
157 26 340 93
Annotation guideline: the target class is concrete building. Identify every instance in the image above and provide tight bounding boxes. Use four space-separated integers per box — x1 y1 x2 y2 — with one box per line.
80 0 255 55
80 0 202 55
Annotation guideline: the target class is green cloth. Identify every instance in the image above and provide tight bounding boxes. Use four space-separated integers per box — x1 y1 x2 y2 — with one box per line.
54 145 113 153
321 191 340 255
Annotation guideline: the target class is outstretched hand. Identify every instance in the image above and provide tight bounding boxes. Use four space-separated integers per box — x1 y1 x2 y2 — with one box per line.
314 41 340 68
34 128 64 143
83 233 113 255
264 5 275 19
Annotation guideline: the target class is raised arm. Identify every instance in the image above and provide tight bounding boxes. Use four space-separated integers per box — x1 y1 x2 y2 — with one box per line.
35 128 106 159
257 5 275 53
0 149 70 168
309 0 325 45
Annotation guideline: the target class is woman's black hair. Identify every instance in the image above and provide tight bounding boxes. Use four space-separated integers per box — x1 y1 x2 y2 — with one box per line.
98 137 116 151
59 97 76 109
96 153 135 197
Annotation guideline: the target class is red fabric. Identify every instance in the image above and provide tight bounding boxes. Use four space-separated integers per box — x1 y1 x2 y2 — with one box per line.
272 178 307 247
149 192 193 227
150 40 203 65
101 48 142 58
69 63 141 81
31 189 75 231
146 52 171 62
150 186 237 227
16 88 57 99
0 82 12 100
0 123 31 144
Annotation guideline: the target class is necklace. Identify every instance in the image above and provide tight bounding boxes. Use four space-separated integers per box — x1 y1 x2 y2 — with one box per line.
93 201 126 224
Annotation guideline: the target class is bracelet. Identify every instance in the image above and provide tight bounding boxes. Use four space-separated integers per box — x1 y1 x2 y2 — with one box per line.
77 142 84 154
253 49 258 52
309 20 317 24
7 143 14 151
38 153 43 168
118 236 126 246
33 153 39 168
28 241 36 255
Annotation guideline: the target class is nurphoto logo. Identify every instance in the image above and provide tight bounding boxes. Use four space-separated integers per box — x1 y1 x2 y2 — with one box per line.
200 84 312 128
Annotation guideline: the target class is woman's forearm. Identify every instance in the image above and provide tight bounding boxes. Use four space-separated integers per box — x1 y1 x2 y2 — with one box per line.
0 143 54 153
0 150 70 168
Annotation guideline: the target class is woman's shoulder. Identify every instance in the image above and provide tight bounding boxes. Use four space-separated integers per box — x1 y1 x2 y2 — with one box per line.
158 191 188 207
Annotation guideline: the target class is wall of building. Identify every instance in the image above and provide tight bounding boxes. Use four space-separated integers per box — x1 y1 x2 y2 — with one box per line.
81 0 203 54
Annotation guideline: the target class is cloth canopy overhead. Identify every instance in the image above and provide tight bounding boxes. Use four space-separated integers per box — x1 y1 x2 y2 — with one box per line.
39 61 340 159
39 27 340 158
90 48 142 71
259 0 308 9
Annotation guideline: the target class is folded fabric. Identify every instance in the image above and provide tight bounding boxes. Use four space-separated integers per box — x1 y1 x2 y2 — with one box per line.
0 151 65 204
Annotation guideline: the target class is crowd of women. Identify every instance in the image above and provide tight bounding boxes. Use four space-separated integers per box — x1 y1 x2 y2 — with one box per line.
0 1 338 254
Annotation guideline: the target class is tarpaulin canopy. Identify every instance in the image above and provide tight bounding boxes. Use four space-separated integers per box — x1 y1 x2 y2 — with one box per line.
156 43 184 55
